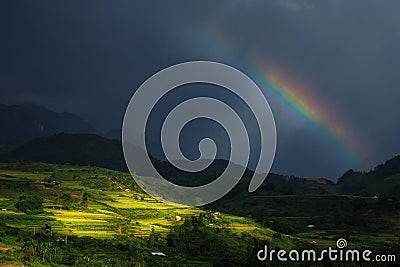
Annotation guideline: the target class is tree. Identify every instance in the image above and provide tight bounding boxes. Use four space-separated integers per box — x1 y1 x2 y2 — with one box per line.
15 195 43 214
148 227 161 248
60 193 73 210
81 190 89 207
43 223 52 234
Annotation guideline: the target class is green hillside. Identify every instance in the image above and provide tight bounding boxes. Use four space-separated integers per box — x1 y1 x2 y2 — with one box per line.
0 162 301 266
1 161 399 266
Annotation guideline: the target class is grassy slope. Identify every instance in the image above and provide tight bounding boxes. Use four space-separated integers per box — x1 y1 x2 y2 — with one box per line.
1 161 399 266
0 162 298 265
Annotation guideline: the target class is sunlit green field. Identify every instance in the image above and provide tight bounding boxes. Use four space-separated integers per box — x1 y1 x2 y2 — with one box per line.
0 162 272 242
2 161 399 267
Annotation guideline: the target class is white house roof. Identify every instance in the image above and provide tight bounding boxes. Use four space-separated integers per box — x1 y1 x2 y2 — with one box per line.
150 252 166 256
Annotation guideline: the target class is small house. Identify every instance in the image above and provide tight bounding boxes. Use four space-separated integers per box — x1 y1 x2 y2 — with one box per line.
150 252 166 257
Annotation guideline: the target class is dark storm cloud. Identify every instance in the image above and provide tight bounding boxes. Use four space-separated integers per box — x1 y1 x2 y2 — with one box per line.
1 0 399 179
0 1 184 129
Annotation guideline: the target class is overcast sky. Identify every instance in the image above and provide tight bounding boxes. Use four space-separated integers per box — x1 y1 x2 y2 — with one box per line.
1 0 399 180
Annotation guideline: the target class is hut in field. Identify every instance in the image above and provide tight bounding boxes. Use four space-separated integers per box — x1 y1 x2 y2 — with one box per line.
150 252 166 256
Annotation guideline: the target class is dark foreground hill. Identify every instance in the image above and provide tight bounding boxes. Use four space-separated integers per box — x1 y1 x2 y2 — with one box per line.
337 155 400 196
0 133 335 192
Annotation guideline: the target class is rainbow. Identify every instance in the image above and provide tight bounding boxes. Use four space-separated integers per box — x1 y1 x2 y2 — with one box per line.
192 26 376 169
253 65 374 168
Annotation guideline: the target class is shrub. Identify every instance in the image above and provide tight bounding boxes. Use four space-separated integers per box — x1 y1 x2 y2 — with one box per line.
15 196 43 214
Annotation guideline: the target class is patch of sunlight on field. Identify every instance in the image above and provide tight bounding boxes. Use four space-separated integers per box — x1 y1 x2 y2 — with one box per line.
173 208 201 215
6 220 64 232
43 201 200 238
101 197 181 210
130 223 171 236
88 203 107 208
135 218 174 227
50 209 113 219
58 218 109 223
0 210 20 216
49 210 119 225
45 209 120 238
226 224 257 230
97 209 117 215
106 192 190 207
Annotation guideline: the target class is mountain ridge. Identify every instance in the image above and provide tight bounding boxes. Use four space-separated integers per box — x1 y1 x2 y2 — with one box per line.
0 103 98 143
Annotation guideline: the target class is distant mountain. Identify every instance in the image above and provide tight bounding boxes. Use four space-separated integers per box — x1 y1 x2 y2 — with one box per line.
0 133 127 171
0 141 17 154
104 128 122 140
0 104 97 143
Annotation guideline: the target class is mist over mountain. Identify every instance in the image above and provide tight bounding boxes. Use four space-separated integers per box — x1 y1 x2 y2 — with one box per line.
0 104 98 143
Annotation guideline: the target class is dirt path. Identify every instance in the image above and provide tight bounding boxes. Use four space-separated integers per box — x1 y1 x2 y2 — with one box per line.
0 247 14 251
